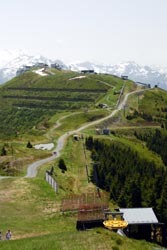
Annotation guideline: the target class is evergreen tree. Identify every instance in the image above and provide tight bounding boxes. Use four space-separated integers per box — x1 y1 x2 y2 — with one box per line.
85 136 93 150
157 175 167 222
27 141 33 148
86 136 165 216
130 180 142 207
58 159 67 173
1 146 7 156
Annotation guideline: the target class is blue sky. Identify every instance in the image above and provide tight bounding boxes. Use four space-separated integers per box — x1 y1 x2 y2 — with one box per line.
1 0 167 66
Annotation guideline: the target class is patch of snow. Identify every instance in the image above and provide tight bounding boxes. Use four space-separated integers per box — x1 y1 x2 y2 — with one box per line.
34 68 48 76
68 76 86 80
34 143 54 150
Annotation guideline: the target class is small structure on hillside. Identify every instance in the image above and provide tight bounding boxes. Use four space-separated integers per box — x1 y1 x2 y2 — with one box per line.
76 192 109 230
60 192 109 230
136 82 151 88
34 62 48 67
119 208 165 244
16 62 49 76
98 103 108 108
16 65 32 76
81 70 95 74
103 128 110 135
50 63 62 70
154 83 160 88
95 127 110 135
121 75 128 80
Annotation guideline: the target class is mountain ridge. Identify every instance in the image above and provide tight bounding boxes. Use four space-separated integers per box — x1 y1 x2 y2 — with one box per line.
0 50 167 89
68 60 167 89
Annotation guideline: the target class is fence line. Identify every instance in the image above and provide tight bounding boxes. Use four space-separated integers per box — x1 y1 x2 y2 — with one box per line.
45 172 58 193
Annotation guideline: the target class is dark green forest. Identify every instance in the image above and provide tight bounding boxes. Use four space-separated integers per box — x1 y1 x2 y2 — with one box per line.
135 128 167 166
85 134 167 223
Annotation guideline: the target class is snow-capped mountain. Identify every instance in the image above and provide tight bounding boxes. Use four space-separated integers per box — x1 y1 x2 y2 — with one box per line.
0 50 18 67
0 50 66 84
68 61 167 89
0 50 167 90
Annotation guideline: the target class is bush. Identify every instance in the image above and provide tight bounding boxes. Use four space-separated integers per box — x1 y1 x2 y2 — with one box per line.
116 238 123 245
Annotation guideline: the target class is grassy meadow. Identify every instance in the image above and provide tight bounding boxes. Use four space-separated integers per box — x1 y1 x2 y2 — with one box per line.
0 71 166 249
0 137 160 250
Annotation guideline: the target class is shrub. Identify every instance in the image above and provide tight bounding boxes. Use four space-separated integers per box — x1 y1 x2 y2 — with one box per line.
116 238 123 245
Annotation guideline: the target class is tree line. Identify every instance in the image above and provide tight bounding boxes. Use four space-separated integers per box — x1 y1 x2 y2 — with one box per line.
135 128 167 166
85 136 167 223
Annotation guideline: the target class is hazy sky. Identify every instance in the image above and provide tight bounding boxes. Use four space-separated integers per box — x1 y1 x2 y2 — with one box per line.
1 0 167 66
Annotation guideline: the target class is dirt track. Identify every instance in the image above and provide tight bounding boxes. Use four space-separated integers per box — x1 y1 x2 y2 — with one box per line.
0 89 144 179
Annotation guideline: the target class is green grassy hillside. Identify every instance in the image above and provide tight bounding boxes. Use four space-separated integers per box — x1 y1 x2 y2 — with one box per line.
0 138 161 250
0 70 133 139
0 70 135 175
125 87 167 125
0 70 166 249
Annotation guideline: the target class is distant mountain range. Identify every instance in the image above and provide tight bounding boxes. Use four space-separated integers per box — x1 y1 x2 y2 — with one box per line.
0 50 67 84
0 50 167 89
68 61 167 90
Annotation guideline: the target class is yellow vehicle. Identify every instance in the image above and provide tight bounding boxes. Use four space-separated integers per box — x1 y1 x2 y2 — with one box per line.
103 219 128 230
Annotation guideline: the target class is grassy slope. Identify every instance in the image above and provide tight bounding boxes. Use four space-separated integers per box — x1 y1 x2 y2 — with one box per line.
125 87 167 122
0 230 155 250
0 71 127 139
0 71 128 175
0 72 165 249
0 138 158 250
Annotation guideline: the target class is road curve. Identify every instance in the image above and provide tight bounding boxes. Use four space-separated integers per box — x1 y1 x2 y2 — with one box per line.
0 89 144 179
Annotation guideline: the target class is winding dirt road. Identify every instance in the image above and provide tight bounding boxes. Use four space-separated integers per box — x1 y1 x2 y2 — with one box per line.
0 89 143 179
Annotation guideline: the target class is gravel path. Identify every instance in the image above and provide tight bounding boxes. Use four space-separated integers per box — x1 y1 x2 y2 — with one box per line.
0 89 144 179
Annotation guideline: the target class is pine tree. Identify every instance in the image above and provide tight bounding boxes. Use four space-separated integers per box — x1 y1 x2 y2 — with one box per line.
157 175 167 222
58 159 67 173
27 141 33 148
1 146 7 156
